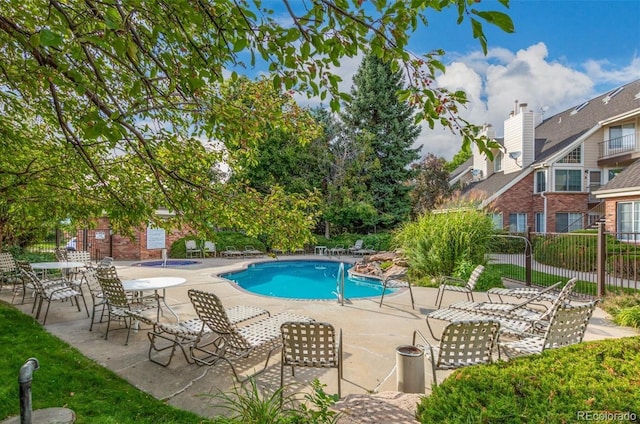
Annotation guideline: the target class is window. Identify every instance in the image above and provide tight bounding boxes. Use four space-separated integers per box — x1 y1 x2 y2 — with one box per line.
554 169 582 191
558 146 582 164
617 201 640 241
535 212 546 233
556 212 583 233
509 213 527 232
609 124 635 149
490 213 503 230
534 170 546 193
494 152 503 172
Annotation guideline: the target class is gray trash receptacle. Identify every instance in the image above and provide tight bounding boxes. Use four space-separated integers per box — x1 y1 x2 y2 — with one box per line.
396 345 425 394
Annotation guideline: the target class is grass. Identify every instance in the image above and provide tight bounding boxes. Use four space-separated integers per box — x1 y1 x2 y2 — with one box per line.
0 301 214 424
492 263 639 297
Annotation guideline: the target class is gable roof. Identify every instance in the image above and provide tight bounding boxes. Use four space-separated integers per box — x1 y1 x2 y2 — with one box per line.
533 79 640 165
456 79 640 206
594 158 640 198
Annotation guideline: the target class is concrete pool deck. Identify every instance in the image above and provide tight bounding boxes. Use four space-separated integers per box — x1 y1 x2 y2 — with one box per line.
2 254 638 423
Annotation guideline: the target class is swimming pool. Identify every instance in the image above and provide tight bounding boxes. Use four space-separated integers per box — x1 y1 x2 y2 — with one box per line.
221 260 395 300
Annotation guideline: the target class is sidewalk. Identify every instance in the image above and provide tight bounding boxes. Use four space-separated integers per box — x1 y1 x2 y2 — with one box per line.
3 256 637 422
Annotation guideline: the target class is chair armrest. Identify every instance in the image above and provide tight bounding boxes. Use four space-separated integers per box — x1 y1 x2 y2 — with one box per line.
440 276 465 285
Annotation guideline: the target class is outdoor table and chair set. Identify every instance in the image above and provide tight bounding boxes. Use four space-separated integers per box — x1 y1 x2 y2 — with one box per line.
1 249 597 391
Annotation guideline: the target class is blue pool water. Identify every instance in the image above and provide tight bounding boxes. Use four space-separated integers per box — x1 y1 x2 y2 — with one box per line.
221 260 395 300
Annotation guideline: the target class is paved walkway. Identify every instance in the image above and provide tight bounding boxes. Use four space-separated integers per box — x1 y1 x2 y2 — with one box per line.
2 255 638 422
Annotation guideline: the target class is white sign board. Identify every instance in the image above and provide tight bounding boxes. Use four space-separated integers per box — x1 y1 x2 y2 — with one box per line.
146 226 166 249
95 231 106 240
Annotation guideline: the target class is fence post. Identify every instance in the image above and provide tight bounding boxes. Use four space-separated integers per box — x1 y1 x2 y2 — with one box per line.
525 227 532 286
597 223 606 297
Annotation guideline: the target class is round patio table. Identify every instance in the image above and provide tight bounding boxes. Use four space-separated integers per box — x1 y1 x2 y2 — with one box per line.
121 277 186 322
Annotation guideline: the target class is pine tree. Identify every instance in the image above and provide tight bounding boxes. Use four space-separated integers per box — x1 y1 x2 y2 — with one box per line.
341 53 421 228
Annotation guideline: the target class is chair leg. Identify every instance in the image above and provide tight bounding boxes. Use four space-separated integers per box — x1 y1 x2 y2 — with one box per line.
379 284 387 308
435 286 444 308
42 301 52 325
407 284 415 310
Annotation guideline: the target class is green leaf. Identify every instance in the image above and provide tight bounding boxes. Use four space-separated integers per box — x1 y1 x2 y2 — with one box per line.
233 38 247 52
473 11 515 33
29 33 40 48
470 18 488 55
301 41 311 60
104 8 121 30
39 29 63 47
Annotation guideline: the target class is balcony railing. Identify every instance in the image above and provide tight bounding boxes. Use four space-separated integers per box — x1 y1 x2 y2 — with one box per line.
599 133 638 158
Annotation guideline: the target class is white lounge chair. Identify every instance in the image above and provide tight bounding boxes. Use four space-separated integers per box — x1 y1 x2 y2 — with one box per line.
188 289 313 382
413 319 500 385
499 300 598 359
434 265 484 308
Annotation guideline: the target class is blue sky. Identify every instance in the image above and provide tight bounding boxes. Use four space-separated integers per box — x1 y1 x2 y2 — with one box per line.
395 0 640 158
255 1 640 160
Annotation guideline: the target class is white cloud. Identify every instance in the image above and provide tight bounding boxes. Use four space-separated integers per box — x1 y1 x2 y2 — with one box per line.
421 42 636 160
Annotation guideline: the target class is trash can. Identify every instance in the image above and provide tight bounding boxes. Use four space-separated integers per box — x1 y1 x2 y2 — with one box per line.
396 345 425 394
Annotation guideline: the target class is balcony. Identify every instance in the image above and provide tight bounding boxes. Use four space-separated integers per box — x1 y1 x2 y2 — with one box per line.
598 133 639 165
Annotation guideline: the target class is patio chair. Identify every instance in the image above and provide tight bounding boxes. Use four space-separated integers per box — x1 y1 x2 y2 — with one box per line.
19 268 88 325
413 319 500 386
487 279 575 303
54 247 68 262
204 241 217 257
434 265 484 308
0 252 22 303
499 300 598 359
448 279 575 322
328 245 345 256
97 256 114 268
185 240 202 258
244 245 263 257
96 267 156 345
379 269 414 310
188 289 314 382
80 267 108 331
348 240 364 255
426 279 577 341
280 321 343 398
132 303 269 367
221 246 244 258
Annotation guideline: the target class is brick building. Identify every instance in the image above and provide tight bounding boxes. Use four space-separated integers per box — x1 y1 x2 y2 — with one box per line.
72 211 193 261
450 79 640 234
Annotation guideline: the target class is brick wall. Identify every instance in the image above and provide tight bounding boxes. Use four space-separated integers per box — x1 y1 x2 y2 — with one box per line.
86 216 194 261
602 196 640 233
489 173 590 232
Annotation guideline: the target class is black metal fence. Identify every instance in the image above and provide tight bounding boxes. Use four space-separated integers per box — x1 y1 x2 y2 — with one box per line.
489 224 640 298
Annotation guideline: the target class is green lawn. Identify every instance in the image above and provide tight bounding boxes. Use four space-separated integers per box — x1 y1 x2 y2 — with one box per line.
0 302 214 424
492 264 638 297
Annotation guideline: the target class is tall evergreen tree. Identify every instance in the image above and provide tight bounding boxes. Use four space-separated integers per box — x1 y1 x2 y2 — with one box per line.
341 54 421 228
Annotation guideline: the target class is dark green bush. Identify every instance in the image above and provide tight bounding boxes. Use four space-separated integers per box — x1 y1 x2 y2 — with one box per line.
533 233 598 272
417 336 640 423
170 232 266 258
488 233 528 254
315 232 393 251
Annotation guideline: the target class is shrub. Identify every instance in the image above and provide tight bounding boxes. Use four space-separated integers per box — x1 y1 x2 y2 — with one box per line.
533 232 598 272
394 208 495 278
416 336 640 423
602 294 640 329
170 232 266 258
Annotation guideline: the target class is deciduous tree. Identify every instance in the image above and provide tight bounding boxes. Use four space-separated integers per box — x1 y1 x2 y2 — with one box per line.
0 0 511 247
